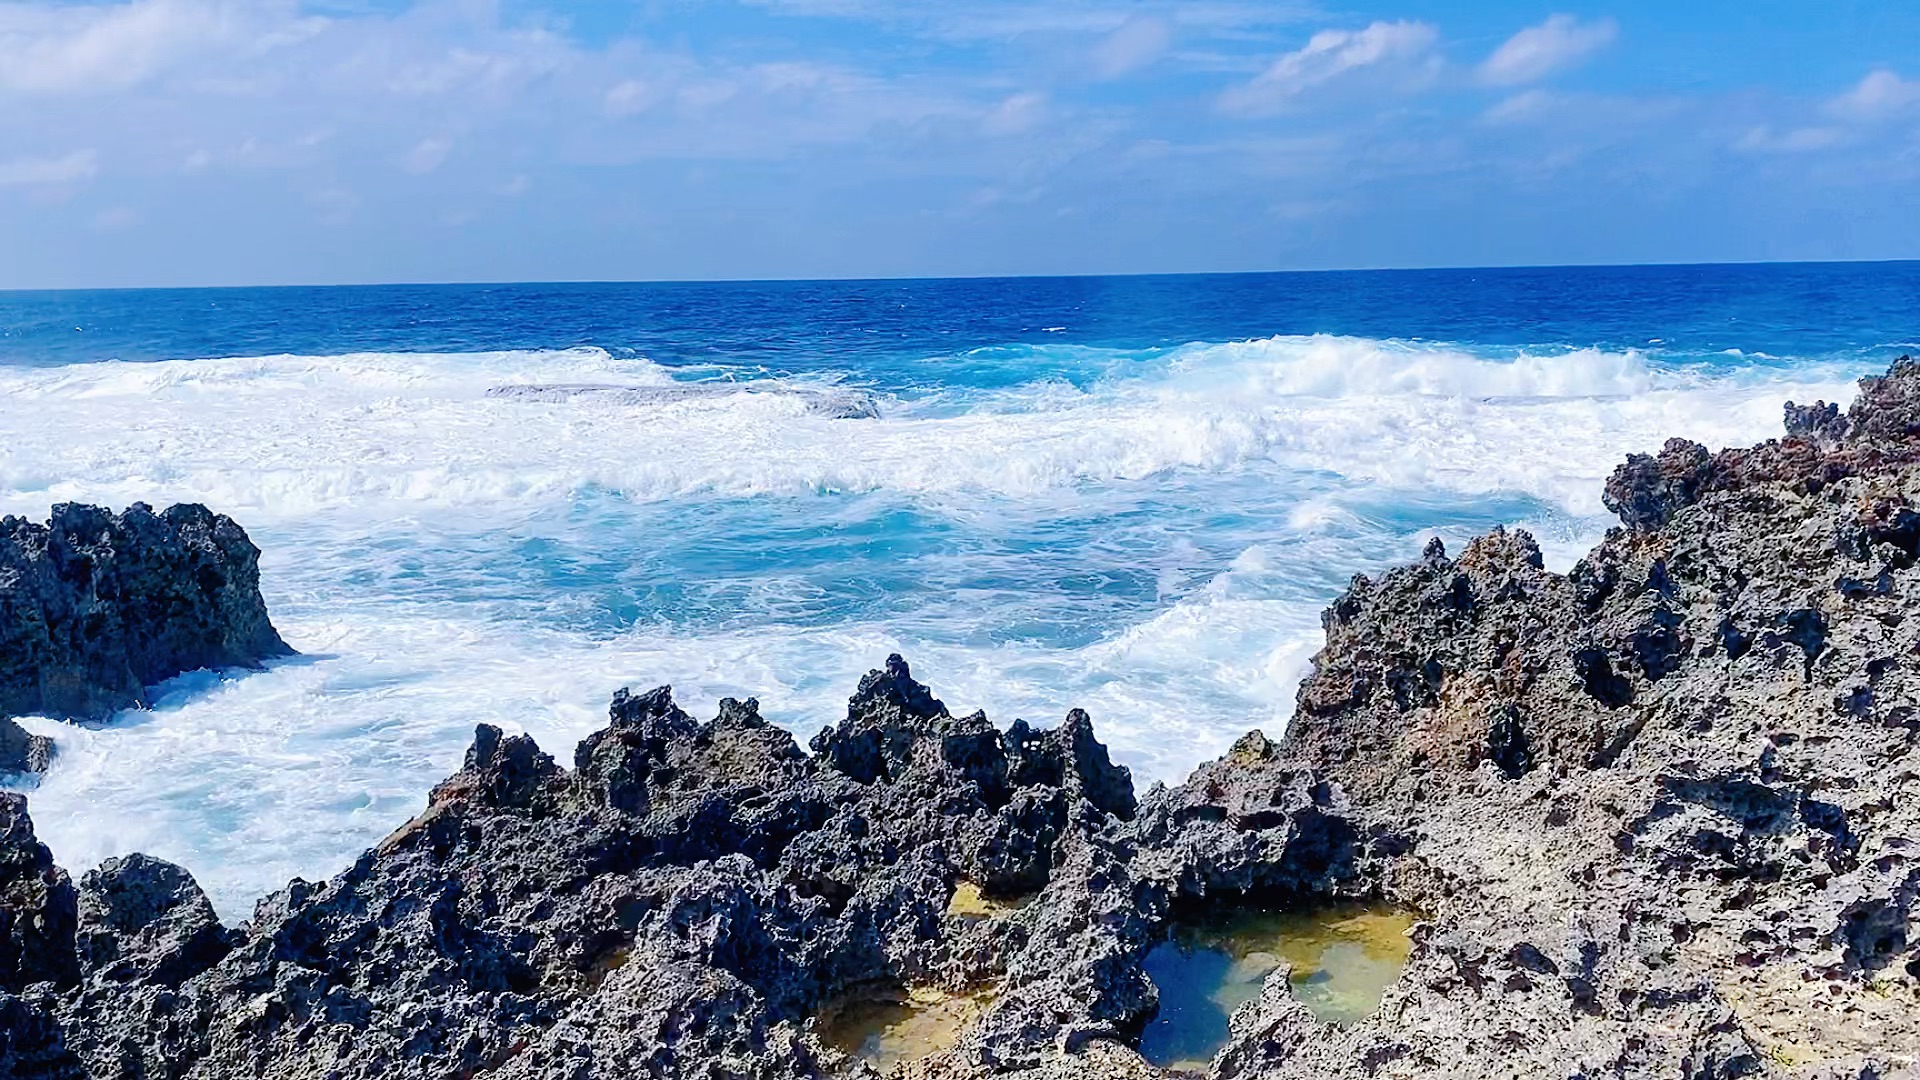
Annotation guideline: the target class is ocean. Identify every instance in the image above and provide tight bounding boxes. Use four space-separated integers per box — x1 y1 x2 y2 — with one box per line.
1 262 1915 917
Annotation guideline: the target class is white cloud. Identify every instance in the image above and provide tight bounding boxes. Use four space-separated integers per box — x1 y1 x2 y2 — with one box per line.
90 204 138 230
1089 17 1171 79
400 135 452 175
1828 69 1920 121
0 149 98 186
1220 20 1438 115
1478 14 1617 87
604 78 660 117
982 91 1048 135
1481 89 1555 125
0 0 321 95
1737 125 1846 154
743 1 1311 43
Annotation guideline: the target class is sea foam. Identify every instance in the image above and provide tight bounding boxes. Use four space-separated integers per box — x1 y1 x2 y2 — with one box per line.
0 336 1862 916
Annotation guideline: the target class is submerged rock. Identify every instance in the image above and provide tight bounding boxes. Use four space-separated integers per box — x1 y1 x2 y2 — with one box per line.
0 502 290 772
486 381 883 419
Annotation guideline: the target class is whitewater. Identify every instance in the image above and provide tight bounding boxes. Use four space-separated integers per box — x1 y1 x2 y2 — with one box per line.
0 320 1884 917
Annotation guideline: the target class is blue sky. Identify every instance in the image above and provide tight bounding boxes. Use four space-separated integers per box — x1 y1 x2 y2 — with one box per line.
1 0 1916 287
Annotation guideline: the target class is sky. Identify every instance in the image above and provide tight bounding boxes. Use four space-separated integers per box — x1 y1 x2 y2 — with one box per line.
0 0 1917 288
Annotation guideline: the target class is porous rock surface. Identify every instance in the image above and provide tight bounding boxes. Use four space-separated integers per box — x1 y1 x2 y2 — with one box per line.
8 360 1920 1078
0 502 290 773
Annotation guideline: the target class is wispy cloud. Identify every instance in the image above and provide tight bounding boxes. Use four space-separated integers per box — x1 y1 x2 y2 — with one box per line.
0 148 98 186
0 0 322 95
400 135 452 175
1736 125 1846 154
1478 14 1617 86
1827 69 1920 121
1220 20 1437 115
1735 68 1920 154
744 0 1313 42
1089 17 1171 79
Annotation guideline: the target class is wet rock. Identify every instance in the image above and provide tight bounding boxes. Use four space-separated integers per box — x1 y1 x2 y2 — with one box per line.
1784 399 1847 444
0 795 77 992
0 503 290 752
25 359 1920 1078
1603 437 1713 531
0 720 52 778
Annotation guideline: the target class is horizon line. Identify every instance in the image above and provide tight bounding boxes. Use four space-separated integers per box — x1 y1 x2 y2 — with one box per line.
4 256 1917 297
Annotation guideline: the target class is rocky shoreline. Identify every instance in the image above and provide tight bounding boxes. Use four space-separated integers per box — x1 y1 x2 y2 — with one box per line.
0 502 290 776
6 361 1920 1078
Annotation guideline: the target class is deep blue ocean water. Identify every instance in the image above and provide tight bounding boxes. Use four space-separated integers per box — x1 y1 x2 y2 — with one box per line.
0 262 1913 914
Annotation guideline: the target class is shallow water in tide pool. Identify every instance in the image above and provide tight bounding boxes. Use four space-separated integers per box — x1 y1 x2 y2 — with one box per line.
1139 904 1417 1071
818 987 994 1072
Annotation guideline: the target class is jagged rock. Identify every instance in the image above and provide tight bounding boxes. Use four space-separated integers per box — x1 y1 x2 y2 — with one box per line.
1784 399 1847 444
0 720 52 777
0 794 77 993
22 656 1179 1079
74 854 235 989
19 359 1920 1079
1231 357 1920 1079
1603 436 1714 530
0 503 290 762
0 992 86 1080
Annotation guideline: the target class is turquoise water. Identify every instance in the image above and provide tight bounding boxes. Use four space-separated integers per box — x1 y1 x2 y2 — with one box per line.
0 265 1912 914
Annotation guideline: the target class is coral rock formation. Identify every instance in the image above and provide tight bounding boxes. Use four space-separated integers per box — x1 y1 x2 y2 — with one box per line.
8 359 1920 1078
0 502 290 773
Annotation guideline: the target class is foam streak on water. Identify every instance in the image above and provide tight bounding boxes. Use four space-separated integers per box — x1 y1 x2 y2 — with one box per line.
0 331 1866 916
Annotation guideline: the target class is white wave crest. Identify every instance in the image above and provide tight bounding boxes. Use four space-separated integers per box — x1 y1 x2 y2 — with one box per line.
0 337 1860 522
1150 334 1659 399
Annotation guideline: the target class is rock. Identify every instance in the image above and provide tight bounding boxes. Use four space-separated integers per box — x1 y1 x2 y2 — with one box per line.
20 358 1920 1078
0 720 52 777
0 794 77 993
1603 436 1713 530
74 854 236 989
1233 356 1920 1079
0 503 291 731
30 658 1163 1079
0 992 86 1080
55 855 235 1080
1784 399 1847 444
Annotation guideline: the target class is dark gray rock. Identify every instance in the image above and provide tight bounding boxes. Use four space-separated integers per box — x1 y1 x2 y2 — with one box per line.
25 655 1174 1079
0 502 290 729
20 358 1920 1079
74 854 236 989
0 719 52 778
0 794 77 993
0 992 86 1080
1603 436 1713 531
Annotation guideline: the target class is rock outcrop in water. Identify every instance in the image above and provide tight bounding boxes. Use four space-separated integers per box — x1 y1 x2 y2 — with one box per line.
9 360 1920 1078
0 502 290 774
